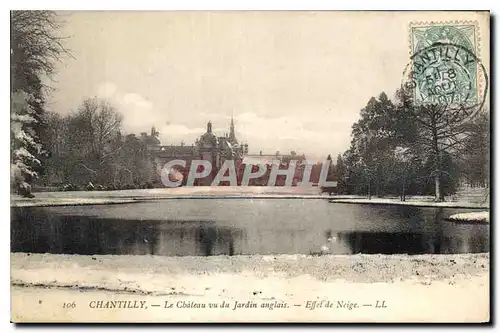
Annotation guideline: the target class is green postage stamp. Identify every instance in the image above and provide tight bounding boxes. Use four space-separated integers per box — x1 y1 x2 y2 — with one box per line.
408 21 486 108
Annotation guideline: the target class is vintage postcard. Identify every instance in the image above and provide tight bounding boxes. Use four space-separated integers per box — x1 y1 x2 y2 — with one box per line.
10 11 490 323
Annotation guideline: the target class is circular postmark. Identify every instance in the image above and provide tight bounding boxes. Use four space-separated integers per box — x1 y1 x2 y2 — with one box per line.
402 42 488 122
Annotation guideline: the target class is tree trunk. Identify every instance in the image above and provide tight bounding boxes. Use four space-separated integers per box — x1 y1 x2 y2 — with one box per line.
432 121 443 202
401 174 406 202
434 173 443 202
368 176 371 200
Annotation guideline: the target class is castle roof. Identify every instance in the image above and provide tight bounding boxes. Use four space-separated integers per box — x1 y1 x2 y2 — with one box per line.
157 145 197 157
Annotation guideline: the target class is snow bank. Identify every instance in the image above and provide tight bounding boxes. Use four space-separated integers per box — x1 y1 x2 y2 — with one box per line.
446 211 489 223
329 197 488 209
10 187 355 207
10 187 489 209
11 198 137 207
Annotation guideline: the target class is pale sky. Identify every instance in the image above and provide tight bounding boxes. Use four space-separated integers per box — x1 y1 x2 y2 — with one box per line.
47 11 489 159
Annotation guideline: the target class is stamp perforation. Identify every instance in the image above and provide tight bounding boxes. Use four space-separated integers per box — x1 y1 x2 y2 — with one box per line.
407 20 485 106
408 20 481 55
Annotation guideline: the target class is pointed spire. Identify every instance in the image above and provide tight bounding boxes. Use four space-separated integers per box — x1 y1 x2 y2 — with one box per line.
229 114 236 142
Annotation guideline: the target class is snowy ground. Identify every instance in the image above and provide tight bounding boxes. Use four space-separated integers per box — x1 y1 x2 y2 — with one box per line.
10 253 489 323
329 197 488 209
446 211 490 223
10 187 354 207
11 186 489 209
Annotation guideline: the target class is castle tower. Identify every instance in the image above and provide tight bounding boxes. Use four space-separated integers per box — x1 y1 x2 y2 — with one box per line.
151 125 159 137
229 116 236 143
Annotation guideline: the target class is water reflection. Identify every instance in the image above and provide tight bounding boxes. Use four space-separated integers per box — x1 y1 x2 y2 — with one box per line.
11 208 244 256
328 229 489 255
10 202 489 257
320 207 488 255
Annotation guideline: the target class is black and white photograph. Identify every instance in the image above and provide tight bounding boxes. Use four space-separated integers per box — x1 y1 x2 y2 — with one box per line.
9 10 490 323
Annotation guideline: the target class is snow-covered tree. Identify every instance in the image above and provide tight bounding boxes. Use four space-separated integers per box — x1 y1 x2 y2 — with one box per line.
11 11 71 197
11 91 43 197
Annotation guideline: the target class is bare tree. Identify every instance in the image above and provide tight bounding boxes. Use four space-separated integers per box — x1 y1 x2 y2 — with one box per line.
11 10 72 91
43 98 157 189
400 94 482 201
67 97 123 182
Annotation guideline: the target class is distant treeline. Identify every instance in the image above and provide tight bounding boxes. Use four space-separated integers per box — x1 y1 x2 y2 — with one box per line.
331 91 489 201
39 97 157 191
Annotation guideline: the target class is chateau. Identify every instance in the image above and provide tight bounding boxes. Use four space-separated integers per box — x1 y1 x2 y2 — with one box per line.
139 118 321 187
141 118 248 185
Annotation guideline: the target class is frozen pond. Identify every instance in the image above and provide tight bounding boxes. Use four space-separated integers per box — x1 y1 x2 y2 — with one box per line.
11 199 489 256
